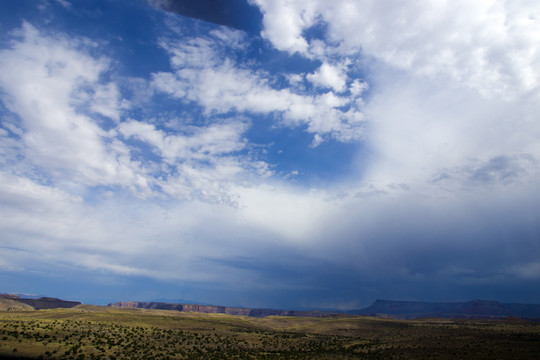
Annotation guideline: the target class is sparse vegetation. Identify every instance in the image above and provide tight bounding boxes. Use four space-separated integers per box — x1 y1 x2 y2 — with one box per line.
0 306 538 359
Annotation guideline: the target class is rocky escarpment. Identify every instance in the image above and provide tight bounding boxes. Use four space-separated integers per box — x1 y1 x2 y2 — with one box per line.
109 301 328 317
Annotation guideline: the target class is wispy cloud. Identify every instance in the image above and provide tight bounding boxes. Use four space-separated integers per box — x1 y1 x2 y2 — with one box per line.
0 23 147 192
153 29 366 144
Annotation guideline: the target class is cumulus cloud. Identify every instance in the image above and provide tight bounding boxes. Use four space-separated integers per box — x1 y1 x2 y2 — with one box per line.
251 0 540 192
153 29 366 143
361 66 540 191
256 0 315 54
307 62 348 92
254 0 540 99
0 23 267 203
0 22 148 192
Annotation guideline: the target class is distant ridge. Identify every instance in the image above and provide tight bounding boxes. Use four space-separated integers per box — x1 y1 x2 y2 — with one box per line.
0 294 81 310
109 301 331 318
350 299 540 319
3 293 540 320
0 294 34 311
0 294 20 300
16 297 81 310
145 298 207 305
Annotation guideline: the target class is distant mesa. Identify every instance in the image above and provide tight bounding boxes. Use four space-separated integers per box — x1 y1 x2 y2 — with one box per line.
108 299 540 320
2 293 540 320
350 299 540 320
109 301 329 318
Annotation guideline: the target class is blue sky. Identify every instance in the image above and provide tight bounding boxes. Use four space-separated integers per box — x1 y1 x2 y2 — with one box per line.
0 0 539 309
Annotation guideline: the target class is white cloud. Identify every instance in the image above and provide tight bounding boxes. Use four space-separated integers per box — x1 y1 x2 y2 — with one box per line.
310 133 324 148
87 83 127 122
55 0 72 9
118 119 252 202
252 0 540 191
350 80 368 97
0 23 258 203
119 120 247 163
513 261 540 279
153 30 365 143
307 62 348 92
152 72 187 98
0 168 309 285
256 0 316 54
0 23 148 193
254 0 540 99
232 184 331 241
360 66 540 192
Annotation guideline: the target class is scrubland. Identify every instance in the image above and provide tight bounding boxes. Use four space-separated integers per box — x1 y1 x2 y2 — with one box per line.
0 305 539 359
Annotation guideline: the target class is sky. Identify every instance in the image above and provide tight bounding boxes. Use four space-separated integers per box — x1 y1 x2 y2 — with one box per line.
0 0 539 309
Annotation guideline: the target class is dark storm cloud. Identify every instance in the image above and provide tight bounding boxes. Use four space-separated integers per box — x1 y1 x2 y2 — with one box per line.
148 0 262 32
468 154 536 184
191 187 540 308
